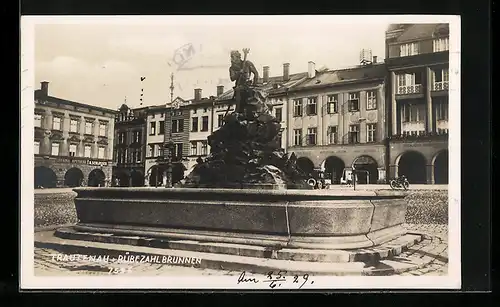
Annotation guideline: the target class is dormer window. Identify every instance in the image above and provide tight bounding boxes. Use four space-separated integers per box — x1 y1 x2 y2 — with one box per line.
400 42 419 57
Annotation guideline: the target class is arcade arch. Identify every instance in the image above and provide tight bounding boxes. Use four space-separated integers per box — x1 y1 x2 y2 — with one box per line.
34 166 57 188
352 155 379 184
88 169 106 187
322 156 345 184
433 150 449 184
396 151 427 184
64 167 84 187
296 157 315 176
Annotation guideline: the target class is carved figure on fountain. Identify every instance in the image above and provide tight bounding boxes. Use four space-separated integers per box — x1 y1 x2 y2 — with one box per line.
181 49 309 189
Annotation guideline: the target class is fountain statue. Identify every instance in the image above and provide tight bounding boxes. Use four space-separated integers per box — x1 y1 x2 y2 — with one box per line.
181 49 310 189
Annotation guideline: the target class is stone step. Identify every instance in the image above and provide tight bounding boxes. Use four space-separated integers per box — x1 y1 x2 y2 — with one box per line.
35 230 436 276
54 227 422 263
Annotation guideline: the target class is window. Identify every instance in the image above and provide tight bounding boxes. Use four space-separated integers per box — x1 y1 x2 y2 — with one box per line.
34 114 42 128
293 99 303 117
118 132 125 144
174 143 183 159
52 117 61 130
348 125 360 144
348 92 359 112
436 102 449 121
276 131 283 148
51 143 60 156
433 37 449 52
366 91 377 110
293 129 302 146
148 145 154 157
275 108 282 122
34 141 40 154
70 119 78 133
306 97 317 116
367 124 377 143
136 150 142 162
84 145 92 158
85 121 93 135
149 122 156 135
158 121 165 135
397 73 423 94
161 112 164 118
200 141 208 155
218 114 224 127
327 95 338 114
433 68 449 91
307 127 317 145
99 123 107 136
193 109 197 114
191 117 199 132
133 131 142 143
327 126 338 145
190 141 198 156
400 42 419 56
98 147 106 159
69 144 77 157
201 116 209 132
172 119 184 133
402 104 426 122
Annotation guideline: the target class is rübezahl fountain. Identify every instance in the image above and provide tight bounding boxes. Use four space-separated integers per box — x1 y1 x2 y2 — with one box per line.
51 49 425 275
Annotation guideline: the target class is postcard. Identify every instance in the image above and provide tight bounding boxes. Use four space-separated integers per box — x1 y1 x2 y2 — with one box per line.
20 15 461 290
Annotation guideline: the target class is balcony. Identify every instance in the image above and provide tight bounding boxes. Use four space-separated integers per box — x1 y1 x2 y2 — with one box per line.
397 84 423 95
432 81 449 91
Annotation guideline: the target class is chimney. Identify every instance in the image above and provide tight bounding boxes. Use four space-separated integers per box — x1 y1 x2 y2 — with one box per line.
372 56 378 63
308 61 316 78
40 81 49 96
194 88 202 101
263 66 270 83
216 85 224 96
283 63 290 81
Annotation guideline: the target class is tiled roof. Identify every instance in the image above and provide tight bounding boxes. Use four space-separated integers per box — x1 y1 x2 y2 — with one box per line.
288 63 386 92
34 90 118 114
396 23 449 42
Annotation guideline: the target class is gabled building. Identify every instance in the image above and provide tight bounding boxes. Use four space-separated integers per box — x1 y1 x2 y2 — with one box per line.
185 89 217 172
112 103 147 186
34 81 116 188
385 23 449 184
144 97 190 186
283 58 387 184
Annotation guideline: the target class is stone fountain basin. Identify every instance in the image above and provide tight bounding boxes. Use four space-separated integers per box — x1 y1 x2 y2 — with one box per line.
65 187 408 250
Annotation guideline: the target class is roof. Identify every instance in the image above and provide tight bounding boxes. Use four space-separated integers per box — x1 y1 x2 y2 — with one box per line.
394 23 449 43
287 63 386 92
215 72 308 102
34 90 118 114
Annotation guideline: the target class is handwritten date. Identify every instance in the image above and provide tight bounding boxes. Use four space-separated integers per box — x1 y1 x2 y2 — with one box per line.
237 271 314 289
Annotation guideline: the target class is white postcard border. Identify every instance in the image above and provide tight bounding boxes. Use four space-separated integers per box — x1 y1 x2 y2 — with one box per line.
20 15 461 290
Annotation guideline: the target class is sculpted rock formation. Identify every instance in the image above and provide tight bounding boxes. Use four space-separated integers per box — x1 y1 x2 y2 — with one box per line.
181 49 310 189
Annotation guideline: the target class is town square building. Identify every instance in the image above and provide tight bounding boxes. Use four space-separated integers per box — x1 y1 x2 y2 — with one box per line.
385 23 449 184
144 97 189 186
112 103 147 187
283 58 387 184
34 81 116 188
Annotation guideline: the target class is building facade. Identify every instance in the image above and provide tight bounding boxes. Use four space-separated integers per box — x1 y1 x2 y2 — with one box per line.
145 97 189 186
112 104 147 187
186 89 218 172
284 60 387 184
34 81 116 188
385 23 449 184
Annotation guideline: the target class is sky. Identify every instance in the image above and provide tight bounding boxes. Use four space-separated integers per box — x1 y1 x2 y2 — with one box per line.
34 16 390 110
